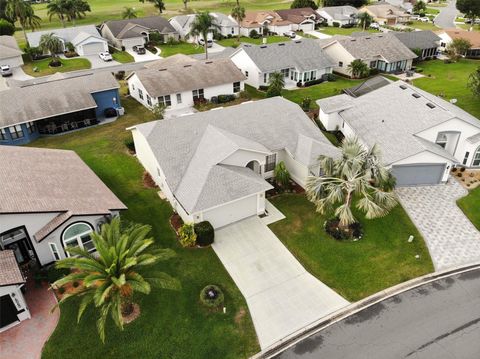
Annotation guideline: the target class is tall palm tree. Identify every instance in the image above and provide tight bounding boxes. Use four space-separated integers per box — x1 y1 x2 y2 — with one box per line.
306 137 397 229
347 59 370 79
190 12 220 60
357 12 373 31
231 1 245 43
39 33 62 64
47 0 67 27
266 71 285 97
52 218 180 343
122 7 137 19
138 0 165 14
64 0 91 26
6 0 41 40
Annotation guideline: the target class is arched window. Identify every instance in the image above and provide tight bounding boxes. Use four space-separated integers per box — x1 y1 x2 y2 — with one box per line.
473 146 480 167
62 222 94 256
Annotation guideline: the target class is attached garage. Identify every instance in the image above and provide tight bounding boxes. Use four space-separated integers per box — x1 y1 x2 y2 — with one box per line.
298 21 315 32
202 194 259 229
392 163 447 186
78 42 106 56
122 37 145 50
0 56 23 68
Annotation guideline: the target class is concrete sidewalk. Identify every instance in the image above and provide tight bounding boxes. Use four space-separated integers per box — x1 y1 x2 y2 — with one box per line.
213 216 349 349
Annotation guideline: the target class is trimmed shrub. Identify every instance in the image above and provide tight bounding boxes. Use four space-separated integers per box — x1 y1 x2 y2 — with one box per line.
58 286 66 294
124 137 135 152
179 223 197 247
0 19 15 36
301 97 311 111
249 29 260 39
115 70 126 80
217 94 236 103
324 218 363 240
258 85 269 91
200 285 224 308
303 78 324 87
194 221 214 246
325 73 336 82
460 167 466 172
47 266 70 283
332 21 340 27
73 281 80 288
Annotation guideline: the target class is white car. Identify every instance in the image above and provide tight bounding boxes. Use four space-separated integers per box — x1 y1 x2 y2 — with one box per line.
283 30 296 39
99 52 113 61
198 38 213 48
370 22 380 30
0 65 12 77
419 17 430 22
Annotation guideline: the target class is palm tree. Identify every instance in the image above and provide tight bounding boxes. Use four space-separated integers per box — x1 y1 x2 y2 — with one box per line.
122 7 137 19
52 217 180 343
357 12 373 31
347 59 370 79
231 1 245 43
6 0 41 40
64 0 91 26
39 33 63 65
47 0 67 27
152 0 165 14
266 71 285 97
182 0 188 10
306 137 397 229
190 12 220 60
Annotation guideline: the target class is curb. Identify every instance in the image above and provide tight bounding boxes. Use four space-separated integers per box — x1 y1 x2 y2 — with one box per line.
251 261 480 359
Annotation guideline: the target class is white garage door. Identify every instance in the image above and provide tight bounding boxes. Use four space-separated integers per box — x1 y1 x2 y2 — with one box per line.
81 42 105 56
0 56 23 68
202 195 258 229
392 163 446 186
299 22 314 32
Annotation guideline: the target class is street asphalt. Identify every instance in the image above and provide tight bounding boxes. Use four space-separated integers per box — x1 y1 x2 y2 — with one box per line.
274 268 480 359
434 0 458 29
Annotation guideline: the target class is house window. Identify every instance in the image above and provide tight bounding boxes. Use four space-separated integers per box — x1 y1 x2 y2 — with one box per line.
265 153 277 172
62 222 94 256
264 73 268 83
138 88 144 100
176 93 182 104
435 133 448 148
0 128 7 141
245 71 249 78
132 84 135 91
473 147 480 167
310 70 316 80
158 95 172 107
26 122 36 134
231 27 235 34
9 125 24 139
49 243 61 261
370 60 377 68
463 152 470 165
233 82 241 93
192 89 204 100
146 94 152 106
338 61 343 67
281 68 289 77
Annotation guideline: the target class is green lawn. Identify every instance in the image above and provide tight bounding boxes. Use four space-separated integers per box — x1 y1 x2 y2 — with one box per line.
458 187 480 231
34 97 259 359
412 59 480 119
111 51 135 63
217 36 291 48
269 195 434 301
317 27 379 36
426 7 441 15
22 57 91 77
158 42 204 57
409 20 440 31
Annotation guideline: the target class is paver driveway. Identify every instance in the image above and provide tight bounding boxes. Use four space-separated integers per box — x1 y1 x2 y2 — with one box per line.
212 217 349 350
397 180 480 271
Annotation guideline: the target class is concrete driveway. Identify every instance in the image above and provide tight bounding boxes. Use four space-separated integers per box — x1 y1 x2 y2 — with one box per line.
126 49 160 62
304 30 332 39
213 216 349 349
397 179 480 271
82 54 121 69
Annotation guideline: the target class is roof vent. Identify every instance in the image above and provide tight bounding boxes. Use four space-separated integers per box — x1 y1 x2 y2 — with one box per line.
278 43 285 46
426 102 436 109
365 37 371 39
260 45 267 48
158 68 167 71
205 61 213 64
183 64 192 68
412 93 420 98
294 40 302 43
399 85 407 90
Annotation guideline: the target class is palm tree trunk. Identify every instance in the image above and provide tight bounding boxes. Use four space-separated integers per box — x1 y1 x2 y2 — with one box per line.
237 24 240 42
204 31 208 60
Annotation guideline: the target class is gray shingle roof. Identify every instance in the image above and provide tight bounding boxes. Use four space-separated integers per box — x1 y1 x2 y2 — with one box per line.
102 16 177 38
467 132 480 144
26 25 103 47
236 39 334 73
318 80 480 165
0 36 22 60
191 47 236 60
0 72 119 128
0 251 25 286
392 31 441 51
343 76 392 98
133 58 246 98
132 97 339 213
318 6 359 21
317 94 353 113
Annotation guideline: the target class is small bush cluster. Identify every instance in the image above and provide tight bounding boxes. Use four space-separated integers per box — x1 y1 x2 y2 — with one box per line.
212 94 236 104
324 218 363 240
124 138 135 153
194 221 214 247
199 285 224 308
179 223 197 247
249 29 260 38
332 21 340 27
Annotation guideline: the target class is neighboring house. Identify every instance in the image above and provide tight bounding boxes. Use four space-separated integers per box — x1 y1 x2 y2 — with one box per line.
359 3 411 25
169 13 238 42
317 80 480 186
317 6 359 27
239 11 293 37
127 55 246 110
343 75 392 97
0 72 121 145
26 25 108 56
0 146 127 269
0 251 30 331
436 29 480 58
0 36 23 68
128 97 339 229
275 7 321 32
392 30 441 60
318 33 417 76
230 39 334 88
381 0 413 12
100 16 179 50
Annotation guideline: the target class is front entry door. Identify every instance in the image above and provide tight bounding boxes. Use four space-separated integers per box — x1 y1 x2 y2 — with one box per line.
0 295 19 328
5 240 31 264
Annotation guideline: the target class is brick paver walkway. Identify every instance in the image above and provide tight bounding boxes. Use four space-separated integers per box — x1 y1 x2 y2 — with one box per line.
397 180 480 271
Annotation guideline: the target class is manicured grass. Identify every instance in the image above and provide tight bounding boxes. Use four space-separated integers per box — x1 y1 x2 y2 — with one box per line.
34 96 259 359
426 7 441 15
111 51 134 63
158 42 204 57
317 27 379 36
409 20 440 31
458 187 480 231
457 23 480 31
412 59 480 119
22 57 91 77
217 36 291 48
269 194 434 301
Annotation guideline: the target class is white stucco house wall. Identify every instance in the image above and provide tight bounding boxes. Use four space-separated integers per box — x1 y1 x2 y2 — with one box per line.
128 97 339 229
317 80 480 186
0 146 127 268
239 11 293 37
230 39 334 89
0 36 24 68
127 55 246 111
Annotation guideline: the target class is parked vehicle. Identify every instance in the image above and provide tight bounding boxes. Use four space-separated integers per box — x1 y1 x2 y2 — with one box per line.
410 15 420 21
419 17 430 22
0 65 12 77
132 46 146 54
98 52 113 62
370 22 380 30
198 38 213 48
283 30 296 39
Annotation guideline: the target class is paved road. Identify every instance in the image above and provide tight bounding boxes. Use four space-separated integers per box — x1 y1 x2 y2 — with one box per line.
434 0 458 29
275 268 480 359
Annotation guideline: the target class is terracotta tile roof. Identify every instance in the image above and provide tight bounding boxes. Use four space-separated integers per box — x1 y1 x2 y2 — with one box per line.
443 28 480 48
34 211 73 242
0 251 25 286
275 8 321 24
240 11 292 28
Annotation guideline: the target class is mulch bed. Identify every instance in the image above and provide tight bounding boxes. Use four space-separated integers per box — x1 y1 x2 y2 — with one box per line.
169 213 183 235
123 303 140 324
266 179 304 198
143 172 158 189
